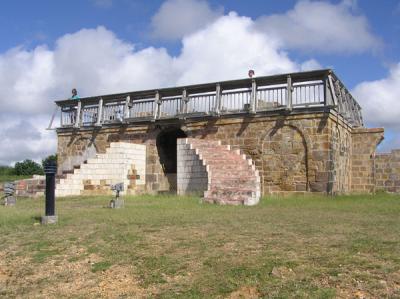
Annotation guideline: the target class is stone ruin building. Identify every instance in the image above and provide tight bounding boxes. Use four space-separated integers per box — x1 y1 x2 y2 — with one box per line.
51 69 400 205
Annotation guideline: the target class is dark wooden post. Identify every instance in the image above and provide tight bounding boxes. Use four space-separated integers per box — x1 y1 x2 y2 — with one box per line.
41 161 58 225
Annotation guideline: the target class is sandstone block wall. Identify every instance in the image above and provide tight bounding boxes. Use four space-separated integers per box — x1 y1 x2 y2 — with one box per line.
328 118 352 194
181 112 344 195
176 139 208 195
351 128 384 193
56 111 395 196
56 142 147 197
57 125 171 194
375 150 400 193
0 176 46 198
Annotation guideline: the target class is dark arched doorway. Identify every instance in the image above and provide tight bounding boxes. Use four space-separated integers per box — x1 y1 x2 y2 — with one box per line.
156 127 187 192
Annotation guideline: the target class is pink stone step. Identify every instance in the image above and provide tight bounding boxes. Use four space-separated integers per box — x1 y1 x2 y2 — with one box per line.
183 138 260 205
208 165 253 172
209 180 258 189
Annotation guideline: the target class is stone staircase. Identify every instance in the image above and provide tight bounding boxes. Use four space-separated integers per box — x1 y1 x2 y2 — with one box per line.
56 142 146 197
177 138 260 205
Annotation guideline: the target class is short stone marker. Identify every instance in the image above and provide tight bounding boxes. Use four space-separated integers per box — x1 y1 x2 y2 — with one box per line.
3 182 16 206
110 183 124 208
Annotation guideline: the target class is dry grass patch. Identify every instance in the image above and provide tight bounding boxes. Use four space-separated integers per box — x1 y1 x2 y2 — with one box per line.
0 193 399 298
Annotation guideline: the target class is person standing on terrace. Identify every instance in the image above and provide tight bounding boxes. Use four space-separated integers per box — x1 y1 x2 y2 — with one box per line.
70 88 80 100
69 88 80 124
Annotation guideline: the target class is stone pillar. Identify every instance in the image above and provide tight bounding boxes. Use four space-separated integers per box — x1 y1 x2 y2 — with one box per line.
351 127 384 193
375 149 400 193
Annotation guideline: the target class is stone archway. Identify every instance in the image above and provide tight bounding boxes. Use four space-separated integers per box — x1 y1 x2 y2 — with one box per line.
156 127 187 192
260 124 309 194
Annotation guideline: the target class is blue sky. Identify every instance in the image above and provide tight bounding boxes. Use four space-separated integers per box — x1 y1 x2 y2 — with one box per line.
0 0 399 164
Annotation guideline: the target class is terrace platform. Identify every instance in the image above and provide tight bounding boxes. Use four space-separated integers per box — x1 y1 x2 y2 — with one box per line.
51 69 398 198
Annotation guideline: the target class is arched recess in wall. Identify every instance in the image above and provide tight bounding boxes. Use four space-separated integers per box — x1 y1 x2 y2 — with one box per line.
156 127 187 191
259 124 310 194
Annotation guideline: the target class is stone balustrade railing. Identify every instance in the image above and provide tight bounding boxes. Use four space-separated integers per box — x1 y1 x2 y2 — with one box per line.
51 69 363 129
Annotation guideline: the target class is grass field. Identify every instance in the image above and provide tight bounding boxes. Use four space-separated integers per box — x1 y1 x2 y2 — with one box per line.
0 194 399 298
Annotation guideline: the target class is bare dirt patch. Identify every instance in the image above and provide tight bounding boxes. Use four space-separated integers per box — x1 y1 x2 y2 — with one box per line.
0 246 149 298
227 286 259 299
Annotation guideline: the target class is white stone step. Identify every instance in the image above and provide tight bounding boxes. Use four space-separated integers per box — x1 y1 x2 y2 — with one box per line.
78 168 130 175
56 189 81 197
87 157 135 164
57 142 146 196
96 153 138 159
107 147 146 154
56 184 83 190
110 142 145 149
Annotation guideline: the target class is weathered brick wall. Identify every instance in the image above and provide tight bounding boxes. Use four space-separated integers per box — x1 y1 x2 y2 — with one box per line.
176 139 208 195
351 128 384 193
328 117 352 194
56 111 388 195
182 112 345 195
375 150 400 193
185 113 345 194
14 176 46 197
0 176 46 198
57 125 171 193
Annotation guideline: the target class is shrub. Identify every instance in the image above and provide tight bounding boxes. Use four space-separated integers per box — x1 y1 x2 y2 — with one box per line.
42 154 57 168
14 160 44 176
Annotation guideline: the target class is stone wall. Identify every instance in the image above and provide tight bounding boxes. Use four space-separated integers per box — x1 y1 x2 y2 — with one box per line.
57 125 170 194
176 139 208 195
351 128 384 193
15 176 46 197
0 176 46 198
375 150 400 193
328 117 352 194
182 112 346 195
56 111 390 196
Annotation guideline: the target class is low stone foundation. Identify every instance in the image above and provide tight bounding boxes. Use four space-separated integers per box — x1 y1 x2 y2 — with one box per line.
375 150 400 193
15 176 46 198
54 111 400 196
0 176 45 199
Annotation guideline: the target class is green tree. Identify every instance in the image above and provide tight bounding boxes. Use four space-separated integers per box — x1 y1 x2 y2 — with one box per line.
14 160 44 176
42 154 57 168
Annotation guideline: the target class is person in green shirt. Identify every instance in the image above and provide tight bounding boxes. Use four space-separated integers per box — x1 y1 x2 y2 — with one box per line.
71 88 80 100
69 88 80 124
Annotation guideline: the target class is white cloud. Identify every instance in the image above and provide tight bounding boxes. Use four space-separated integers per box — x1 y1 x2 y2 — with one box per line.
53 27 176 95
352 63 400 153
0 46 55 114
0 4 397 165
353 63 400 130
176 12 297 85
151 0 223 40
300 59 322 71
0 12 315 165
0 115 56 165
256 0 380 53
